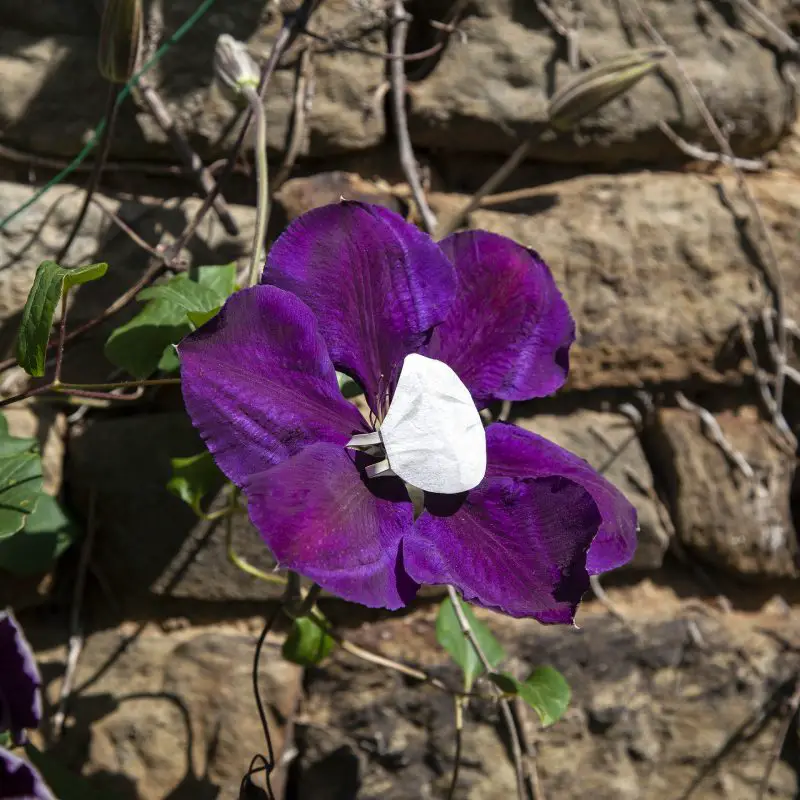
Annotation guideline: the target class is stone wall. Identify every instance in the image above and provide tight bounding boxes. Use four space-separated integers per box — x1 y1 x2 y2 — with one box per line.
1 1 800 798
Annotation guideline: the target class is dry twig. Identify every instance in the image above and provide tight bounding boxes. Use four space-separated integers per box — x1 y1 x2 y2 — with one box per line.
675 391 754 479
273 47 315 189
135 78 239 235
390 0 438 233
626 0 791 441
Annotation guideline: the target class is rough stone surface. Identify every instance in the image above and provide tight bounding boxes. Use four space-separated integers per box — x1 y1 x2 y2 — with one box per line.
29 620 302 799
0 0 386 161
272 168 800 391
0 180 257 370
274 171 404 222
293 592 800 799
67 412 285 609
430 170 800 390
408 0 793 164
513 410 672 570
651 406 799 579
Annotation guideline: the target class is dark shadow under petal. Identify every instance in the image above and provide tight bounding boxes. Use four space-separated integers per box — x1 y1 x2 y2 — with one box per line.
485 422 638 574
245 443 419 610
404 474 600 621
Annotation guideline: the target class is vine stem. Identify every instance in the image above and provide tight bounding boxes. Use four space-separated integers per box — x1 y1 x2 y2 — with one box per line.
0 377 181 410
243 85 270 288
447 695 465 800
390 0 438 233
446 585 527 800
224 487 287 586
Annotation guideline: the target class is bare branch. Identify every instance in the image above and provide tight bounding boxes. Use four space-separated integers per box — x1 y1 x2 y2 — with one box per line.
390 1 438 233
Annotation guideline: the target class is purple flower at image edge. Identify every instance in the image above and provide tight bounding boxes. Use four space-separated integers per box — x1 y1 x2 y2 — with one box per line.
0 749 54 800
179 201 638 622
0 611 52 800
0 612 42 746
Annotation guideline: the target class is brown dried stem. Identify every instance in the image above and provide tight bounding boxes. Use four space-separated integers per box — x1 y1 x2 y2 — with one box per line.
273 47 314 190
626 0 791 440
135 78 239 235
56 82 119 264
390 0 438 233
163 0 322 264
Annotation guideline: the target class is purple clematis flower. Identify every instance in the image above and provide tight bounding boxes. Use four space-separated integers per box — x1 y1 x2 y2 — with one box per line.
0 611 52 800
179 202 637 621
0 611 42 746
0 749 54 800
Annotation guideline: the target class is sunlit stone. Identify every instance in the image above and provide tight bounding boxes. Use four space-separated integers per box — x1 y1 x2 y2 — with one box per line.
379 353 486 494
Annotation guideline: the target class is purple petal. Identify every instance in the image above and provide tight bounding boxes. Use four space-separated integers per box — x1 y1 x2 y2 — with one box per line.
484 423 638 575
245 443 419 609
424 231 574 407
404 475 600 620
179 286 368 486
0 612 42 745
263 202 456 411
0 748 54 800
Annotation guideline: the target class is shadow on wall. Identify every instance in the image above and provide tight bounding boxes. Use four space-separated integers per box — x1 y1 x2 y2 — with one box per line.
0 0 268 160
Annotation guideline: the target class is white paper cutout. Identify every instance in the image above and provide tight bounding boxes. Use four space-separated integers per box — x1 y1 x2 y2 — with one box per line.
379 353 486 493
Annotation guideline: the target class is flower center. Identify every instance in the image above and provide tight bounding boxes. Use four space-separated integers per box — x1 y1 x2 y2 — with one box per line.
347 353 487 494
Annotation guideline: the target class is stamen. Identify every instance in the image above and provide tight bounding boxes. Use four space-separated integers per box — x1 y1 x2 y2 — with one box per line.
346 431 383 449
365 459 396 479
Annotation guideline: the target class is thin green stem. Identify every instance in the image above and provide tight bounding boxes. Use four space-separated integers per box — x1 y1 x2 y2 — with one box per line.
306 609 484 699
57 378 181 391
0 377 179 410
446 585 526 800
243 85 270 288
447 695 465 800
53 291 69 384
0 384 54 410
224 488 287 586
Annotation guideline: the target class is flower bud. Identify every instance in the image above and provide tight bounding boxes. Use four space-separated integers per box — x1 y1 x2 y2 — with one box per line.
97 0 143 84
547 47 668 131
214 34 260 103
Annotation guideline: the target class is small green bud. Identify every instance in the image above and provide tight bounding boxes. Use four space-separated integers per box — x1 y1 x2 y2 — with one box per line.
548 47 668 132
97 0 143 84
214 34 260 102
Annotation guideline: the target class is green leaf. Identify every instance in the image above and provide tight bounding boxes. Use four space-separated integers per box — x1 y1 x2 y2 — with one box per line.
105 299 189 379
0 417 43 540
167 451 224 515
0 415 37 458
16 261 107 376
195 263 237 297
497 666 571 727
0 730 10 748
105 272 235 379
0 495 78 575
436 595 506 689
186 307 220 329
137 276 221 313
488 672 519 695
25 743 106 800
282 616 335 666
